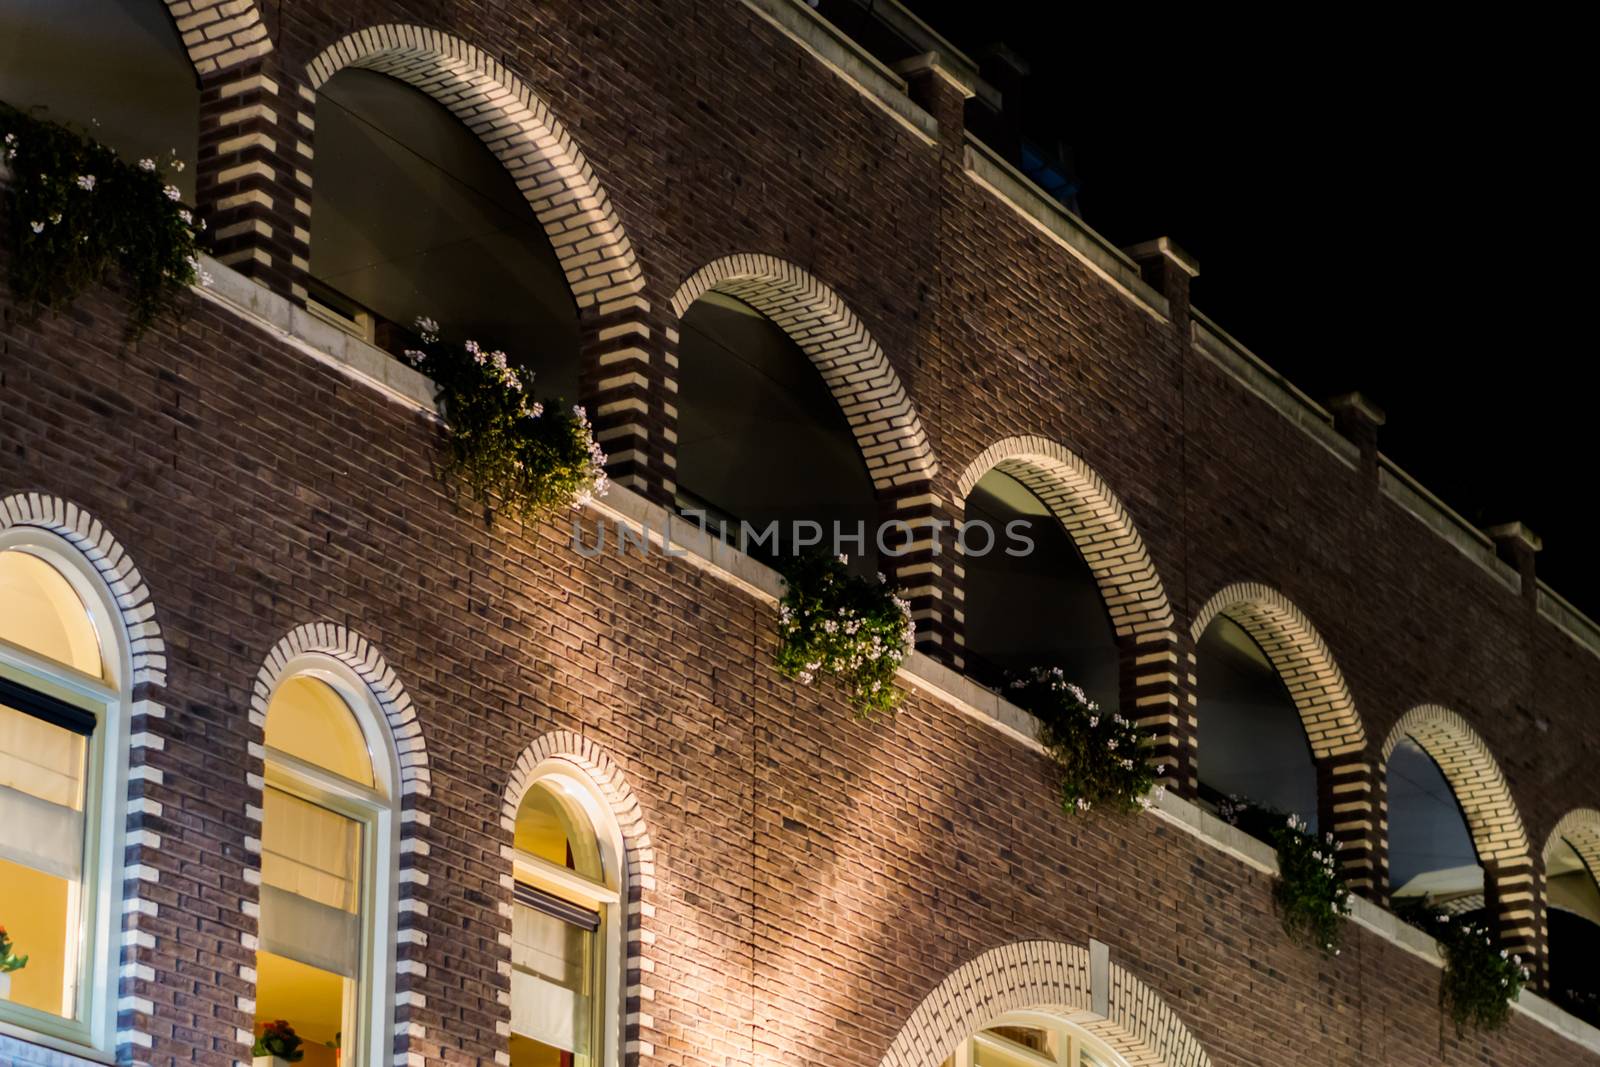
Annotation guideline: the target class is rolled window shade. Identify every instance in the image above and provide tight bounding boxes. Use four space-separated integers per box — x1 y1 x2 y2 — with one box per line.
0 700 87 879
511 898 595 1054
261 787 361 912
0 780 84 879
257 883 362 978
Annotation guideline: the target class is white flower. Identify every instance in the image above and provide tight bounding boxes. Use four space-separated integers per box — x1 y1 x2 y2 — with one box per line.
139 158 156 171
3 133 14 145
164 184 180 201
172 159 184 172
49 212 62 224
179 209 192 224
30 220 44 234
76 174 96 190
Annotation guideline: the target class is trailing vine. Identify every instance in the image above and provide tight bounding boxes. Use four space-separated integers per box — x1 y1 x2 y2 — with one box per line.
775 552 913 716
403 318 608 525
1008 668 1161 815
1 103 205 337
1219 797 1351 955
1407 906 1529 1033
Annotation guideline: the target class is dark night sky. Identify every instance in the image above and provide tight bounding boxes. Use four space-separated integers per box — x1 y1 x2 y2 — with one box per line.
903 4 1596 613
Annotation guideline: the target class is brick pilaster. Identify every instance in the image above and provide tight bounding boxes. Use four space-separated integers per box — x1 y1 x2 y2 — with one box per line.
1320 753 1381 897
893 487 961 665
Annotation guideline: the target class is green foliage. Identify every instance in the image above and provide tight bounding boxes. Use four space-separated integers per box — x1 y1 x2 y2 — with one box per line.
0 925 28 973
1008 668 1160 815
1425 908 1528 1033
403 321 608 526
775 552 914 716
1219 797 1351 954
1 103 204 337
1269 813 1352 955
252 1020 304 1062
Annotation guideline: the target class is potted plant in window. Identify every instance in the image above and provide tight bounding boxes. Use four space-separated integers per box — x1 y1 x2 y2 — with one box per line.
251 1019 306 1065
0 925 27 999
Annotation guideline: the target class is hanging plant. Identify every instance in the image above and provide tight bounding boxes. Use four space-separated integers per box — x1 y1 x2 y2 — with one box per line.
1428 909 1529 1033
0 103 206 337
1218 796 1351 955
403 319 607 526
1008 667 1162 815
776 552 914 716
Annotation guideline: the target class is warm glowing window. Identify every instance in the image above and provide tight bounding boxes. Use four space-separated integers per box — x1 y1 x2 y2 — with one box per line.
0 545 118 1048
256 670 390 1067
510 774 620 1067
944 1013 1129 1067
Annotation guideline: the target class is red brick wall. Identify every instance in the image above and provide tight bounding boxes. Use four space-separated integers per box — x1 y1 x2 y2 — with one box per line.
3 0 1599 1064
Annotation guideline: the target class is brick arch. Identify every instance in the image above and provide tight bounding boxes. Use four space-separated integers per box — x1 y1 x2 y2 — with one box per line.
1189 582 1376 889
164 0 271 75
501 730 658 1066
1383 704 1535 957
1546 809 1600 882
876 940 1210 1067
1 492 167 1058
954 437 1185 784
246 623 432 1064
671 253 938 490
303 25 664 494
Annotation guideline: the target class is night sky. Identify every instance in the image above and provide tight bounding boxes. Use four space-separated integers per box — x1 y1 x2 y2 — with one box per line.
904 4 1595 613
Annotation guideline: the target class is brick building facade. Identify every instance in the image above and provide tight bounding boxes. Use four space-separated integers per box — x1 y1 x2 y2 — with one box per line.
1 0 1598 1064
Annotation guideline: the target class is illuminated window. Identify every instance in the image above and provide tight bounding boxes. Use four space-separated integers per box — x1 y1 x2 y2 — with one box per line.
510 769 623 1067
0 542 123 1051
944 1013 1129 1067
256 669 395 1067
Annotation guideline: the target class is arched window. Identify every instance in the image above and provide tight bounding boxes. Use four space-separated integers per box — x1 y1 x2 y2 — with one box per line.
1386 738 1483 914
0 0 199 199
960 469 1119 703
1545 833 1600 1024
1193 616 1318 830
256 664 398 1067
945 1012 1129 1067
676 290 879 569
510 764 625 1067
308 68 579 394
0 538 128 1051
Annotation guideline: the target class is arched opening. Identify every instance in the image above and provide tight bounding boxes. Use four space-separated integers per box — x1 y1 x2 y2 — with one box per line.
945 1012 1129 1067
256 663 398 1067
0 533 131 1052
0 0 198 199
959 468 1118 706
509 763 626 1067
309 67 580 397
1386 738 1485 916
675 288 879 568
1193 615 1319 831
1544 819 1600 1024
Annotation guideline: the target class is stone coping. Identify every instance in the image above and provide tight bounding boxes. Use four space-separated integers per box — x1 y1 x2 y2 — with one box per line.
739 0 939 145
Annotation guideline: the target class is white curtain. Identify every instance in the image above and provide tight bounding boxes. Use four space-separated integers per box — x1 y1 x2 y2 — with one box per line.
0 704 85 879
259 787 362 978
510 902 592 1054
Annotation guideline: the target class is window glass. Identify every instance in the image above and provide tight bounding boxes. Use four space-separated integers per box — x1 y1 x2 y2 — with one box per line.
511 778 608 1067
0 550 103 677
264 676 374 787
0 699 88 1018
255 786 363 1067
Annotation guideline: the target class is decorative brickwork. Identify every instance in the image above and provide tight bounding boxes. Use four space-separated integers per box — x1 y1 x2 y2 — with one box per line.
303 25 664 497
1547 809 1600 882
876 940 1209 1067
954 437 1186 788
0 493 167 1060
244 624 431 1067
501 731 658 1067
1383 705 1535 961
670 253 950 645
166 0 271 76
1189 582 1375 890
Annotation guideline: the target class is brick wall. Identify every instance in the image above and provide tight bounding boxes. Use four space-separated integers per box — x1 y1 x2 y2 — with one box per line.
3 0 1600 1064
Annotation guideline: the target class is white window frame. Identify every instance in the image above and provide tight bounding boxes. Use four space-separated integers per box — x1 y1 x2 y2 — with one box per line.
0 528 132 1059
260 653 400 1067
510 760 627 1067
952 1010 1131 1067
